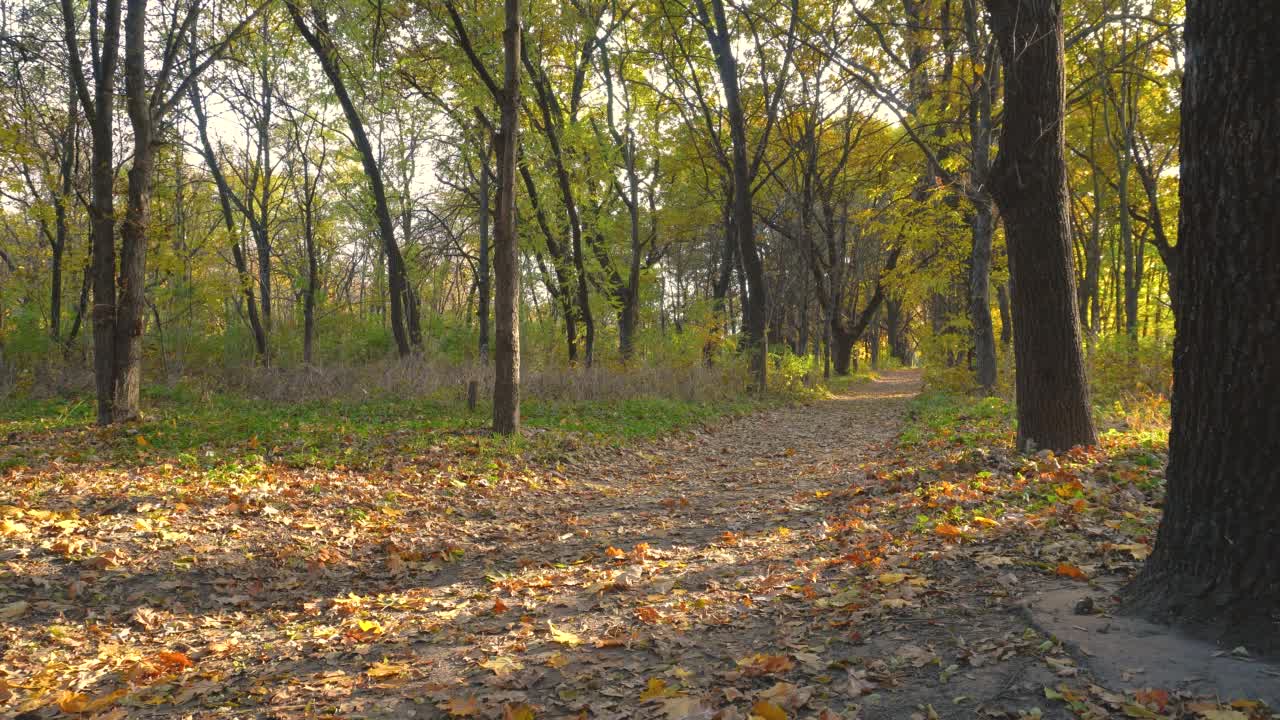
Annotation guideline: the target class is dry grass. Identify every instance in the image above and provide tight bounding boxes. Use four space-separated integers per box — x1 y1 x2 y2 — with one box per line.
214 356 752 405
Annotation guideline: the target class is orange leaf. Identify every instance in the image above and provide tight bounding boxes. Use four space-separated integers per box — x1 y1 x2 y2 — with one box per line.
153 651 194 672
1135 688 1169 712
605 546 626 560
1056 563 1088 580
751 700 788 720
441 696 483 717
739 653 795 676
934 523 964 539
493 598 509 614
635 606 660 624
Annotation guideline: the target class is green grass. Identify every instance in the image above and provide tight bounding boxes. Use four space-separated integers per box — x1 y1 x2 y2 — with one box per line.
0 383 780 472
898 389 1015 448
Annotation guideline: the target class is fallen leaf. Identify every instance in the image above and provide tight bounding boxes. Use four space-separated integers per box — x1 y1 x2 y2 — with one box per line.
0 600 29 620
503 703 535 720
641 678 682 701
739 653 795 676
479 656 524 676
934 523 964 539
1056 563 1089 580
750 699 788 720
440 696 482 717
58 688 128 714
547 621 582 646
366 661 409 679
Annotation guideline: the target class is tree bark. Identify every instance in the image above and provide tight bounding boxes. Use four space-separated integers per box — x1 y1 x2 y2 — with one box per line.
1122 0 1280 649
985 0 1097 452
492 0 521 435
477 133 492 365
112 0 157 422
968 199 997 392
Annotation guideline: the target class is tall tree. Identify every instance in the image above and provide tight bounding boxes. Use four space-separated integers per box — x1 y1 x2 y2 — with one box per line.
689 0 796 390
492 0 521 435
1123 0 1279 648
285 0 415 357
985 0 1097 452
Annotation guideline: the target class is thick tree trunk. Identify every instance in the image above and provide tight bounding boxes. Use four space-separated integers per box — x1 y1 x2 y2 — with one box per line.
112 0 155 422
64 0 124 424
986 0 1097 452
831 325 856 376
492 0 521 435
1122 0 1280 648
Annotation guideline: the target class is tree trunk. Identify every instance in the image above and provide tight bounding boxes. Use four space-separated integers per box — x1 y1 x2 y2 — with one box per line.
831 324 856 376
1122 0 1280 649
286 0 412 357
112 0 155 422
191 79 270 365
886 297 912 365
703 0 767 390
985 0 1097 452
477 135 492 365
996 282 1012 346
63 0 124 424
492 0 521 435
302 183 319 366
969 198 997 392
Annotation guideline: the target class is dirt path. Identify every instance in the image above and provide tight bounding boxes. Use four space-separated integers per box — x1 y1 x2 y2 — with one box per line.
19 369 1267 719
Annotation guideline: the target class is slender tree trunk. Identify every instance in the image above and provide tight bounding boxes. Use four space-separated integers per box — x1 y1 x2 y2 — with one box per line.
286 0 412 357
191 80 270 365
302 190 319 366
492 0 521 435
996 282 1012 346
477 135 492 365
985 0 1097 452
1123 0 1280 648
702 0 767 390
969 199 997 392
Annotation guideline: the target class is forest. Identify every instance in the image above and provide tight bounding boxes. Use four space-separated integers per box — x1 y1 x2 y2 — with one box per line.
0 0 1277 717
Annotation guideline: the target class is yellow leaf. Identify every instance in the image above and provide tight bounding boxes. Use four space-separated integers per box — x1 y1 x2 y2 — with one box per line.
136 435 148 446
972 516 1001 527
876 572 907 585
356 618 384 634
547 621 582 646
366 661 409 679
58 688 128 714
503 703 535 720
751 700 788 720
0 601 28 620
479 656 524 676
641 677 680 701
